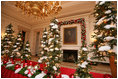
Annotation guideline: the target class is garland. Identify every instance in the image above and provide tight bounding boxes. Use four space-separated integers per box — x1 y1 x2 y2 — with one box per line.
58 18 87 47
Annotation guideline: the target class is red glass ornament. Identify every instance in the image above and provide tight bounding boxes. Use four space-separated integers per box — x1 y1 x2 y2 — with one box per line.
53 74 57 78
56 73 61 78
69 74 74 78
75 20 77 23
56 75 60 78
94 45 96 48
21 60 24 63
12 61 15 64
15 64 21 70
3 61 7 64
10 58 13 61
104 74 112 78
40 68 43 71
23 63 27 67
29 62 32 65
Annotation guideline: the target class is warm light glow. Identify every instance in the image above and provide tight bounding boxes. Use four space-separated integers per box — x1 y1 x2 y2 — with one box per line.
15 1 62 18
108 50 113 53
93 39 97 42
1 33 7 37
90 32 96 42
103 19 107 23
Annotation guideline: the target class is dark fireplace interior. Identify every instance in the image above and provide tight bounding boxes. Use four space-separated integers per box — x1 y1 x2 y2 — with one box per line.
63 50 78 63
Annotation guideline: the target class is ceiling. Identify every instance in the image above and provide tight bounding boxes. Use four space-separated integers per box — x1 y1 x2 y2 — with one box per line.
1 1 95 28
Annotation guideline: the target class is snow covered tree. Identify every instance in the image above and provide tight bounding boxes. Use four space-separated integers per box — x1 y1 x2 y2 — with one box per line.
74 47 92 78
91 1 117 77
45 18 62 78
1 24 15 58
21 41 31 61
38 28 48 64
91 1 117 61
11 31 23 58
1 37 4 56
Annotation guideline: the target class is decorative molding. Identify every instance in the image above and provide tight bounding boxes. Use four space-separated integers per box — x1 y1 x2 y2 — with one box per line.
32 13 91 30
1 12 32 28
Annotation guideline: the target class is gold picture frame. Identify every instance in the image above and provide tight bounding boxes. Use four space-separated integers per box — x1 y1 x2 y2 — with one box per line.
63 26 77 45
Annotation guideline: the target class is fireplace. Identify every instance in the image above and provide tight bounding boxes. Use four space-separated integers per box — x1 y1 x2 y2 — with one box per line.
63 50 78 63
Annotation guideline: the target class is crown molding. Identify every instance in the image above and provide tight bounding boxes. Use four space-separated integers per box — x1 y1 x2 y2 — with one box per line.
1 12 32 29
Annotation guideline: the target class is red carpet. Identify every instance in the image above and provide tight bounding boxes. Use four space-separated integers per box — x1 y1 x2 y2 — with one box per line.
1 59 107 78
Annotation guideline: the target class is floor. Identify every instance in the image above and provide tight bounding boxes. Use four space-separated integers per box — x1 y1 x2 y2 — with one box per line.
31 56 111 75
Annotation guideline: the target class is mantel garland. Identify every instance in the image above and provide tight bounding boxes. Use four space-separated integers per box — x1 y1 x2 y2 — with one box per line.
58 18 87 47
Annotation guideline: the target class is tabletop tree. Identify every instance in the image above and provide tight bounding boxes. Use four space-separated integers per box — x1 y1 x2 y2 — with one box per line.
12 31 23 58
1 24 15 59
91 1 117 77
21 41 31 62
45 18 62 78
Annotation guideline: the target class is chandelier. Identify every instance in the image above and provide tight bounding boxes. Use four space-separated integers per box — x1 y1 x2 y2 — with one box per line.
15 1 62 18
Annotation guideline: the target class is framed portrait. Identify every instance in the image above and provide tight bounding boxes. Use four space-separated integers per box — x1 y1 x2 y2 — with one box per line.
63 26 77 45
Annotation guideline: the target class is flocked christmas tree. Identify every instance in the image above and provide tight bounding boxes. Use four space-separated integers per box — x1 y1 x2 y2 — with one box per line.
74 47 92 78
91 1 117 61
11 31 23 58
45 18 62 78
74 25 92 78
1 37 5 56
91 1 117 78
1 24 15 57
21 41 31 61
38 28 48 64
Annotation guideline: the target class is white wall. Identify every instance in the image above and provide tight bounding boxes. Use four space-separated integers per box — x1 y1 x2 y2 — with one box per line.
33 13 110 63
1 11 110 63
1 13 34 55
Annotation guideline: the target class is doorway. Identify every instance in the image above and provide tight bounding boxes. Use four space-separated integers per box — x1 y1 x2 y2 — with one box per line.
35 32 40 56
22 31 26 49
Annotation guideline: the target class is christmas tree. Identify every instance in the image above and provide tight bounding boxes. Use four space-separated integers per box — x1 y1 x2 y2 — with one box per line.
38 28 48 64
45 18 62 78
74 47 92 78
91 1 117 78
21 41 31 61
1 37 4 56
1 24 15 58
11 31 23 58
91 1 117 61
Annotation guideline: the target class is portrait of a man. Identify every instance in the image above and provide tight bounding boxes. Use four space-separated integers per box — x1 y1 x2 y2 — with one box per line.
63 27 77 44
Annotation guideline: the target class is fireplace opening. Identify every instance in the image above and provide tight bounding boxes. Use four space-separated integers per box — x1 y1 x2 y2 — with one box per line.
63 50 78 63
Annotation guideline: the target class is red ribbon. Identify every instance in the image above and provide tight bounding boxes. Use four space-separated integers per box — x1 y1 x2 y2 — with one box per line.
28 69 33 75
